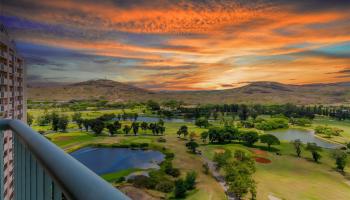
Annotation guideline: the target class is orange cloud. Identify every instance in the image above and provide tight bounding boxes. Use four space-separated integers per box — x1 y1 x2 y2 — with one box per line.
3 0 350 90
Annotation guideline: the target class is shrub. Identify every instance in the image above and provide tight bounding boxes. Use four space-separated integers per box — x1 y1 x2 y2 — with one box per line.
157 137 167 143
240 131 259 146
90 119 105 135
168 168 180 177
290 118 312 126
131 175 157 189
114 177 125 183
139 143 149 149
195 117 210 128
185 171 197 190
155 180 174 193
164 152 175 159
213 149 232 169
38 130 46 135
255 118 289 131
315 126 343 138
203 163 210 174
174 179 187 198
259 134 280 149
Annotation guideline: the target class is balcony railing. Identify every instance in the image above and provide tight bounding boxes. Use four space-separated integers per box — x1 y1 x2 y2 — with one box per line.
0 119 130 200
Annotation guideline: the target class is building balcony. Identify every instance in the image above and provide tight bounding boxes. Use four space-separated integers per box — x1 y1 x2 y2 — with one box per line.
0 51 7 59
0 78 8 85
0 120 130 200
0 64 7 72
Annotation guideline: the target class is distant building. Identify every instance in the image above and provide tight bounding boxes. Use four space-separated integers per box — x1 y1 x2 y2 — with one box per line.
0 22 26 200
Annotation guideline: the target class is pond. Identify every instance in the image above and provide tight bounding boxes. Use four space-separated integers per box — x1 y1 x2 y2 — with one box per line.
268 128 340 149
70 147 165 175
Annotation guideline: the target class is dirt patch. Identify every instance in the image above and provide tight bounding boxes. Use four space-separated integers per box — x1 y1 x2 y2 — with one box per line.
54 136 73 141
118 185 161 200
252 149 268 156
268 194 281 200
214 149 226 154
254 157 271 164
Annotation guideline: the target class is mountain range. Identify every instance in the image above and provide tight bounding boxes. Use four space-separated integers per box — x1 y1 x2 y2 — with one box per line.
28 79 350 105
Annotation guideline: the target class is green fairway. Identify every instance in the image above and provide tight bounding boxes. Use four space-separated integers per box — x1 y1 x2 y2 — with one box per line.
313 116 350 144
29 108 350 200
202 142 350 200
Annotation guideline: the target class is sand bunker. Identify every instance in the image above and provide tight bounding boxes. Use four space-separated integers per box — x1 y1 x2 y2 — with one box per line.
254 157 271 164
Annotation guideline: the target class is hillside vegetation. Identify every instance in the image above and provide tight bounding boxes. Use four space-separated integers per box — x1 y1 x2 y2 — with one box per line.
28 79 350 105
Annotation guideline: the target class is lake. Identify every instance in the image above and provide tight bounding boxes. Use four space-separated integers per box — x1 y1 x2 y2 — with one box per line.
268 128 340 149
71 147 165 175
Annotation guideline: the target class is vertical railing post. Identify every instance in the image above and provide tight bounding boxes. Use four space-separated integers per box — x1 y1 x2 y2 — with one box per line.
0 131 4 200
14 134 19 200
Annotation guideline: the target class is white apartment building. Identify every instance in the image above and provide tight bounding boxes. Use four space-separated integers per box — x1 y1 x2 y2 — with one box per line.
0 23 26 200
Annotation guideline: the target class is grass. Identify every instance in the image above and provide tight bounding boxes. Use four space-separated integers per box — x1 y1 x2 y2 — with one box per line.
102 168 141 182
202 142 350 200
313 116 350 144
31 109 350 200
43 122 226 200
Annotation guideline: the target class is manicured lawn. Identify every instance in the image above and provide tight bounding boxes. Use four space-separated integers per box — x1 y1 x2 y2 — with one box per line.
102 168 141 182
313 116 350 144
202 142 350 200
32 109 350 200
44 122 226 200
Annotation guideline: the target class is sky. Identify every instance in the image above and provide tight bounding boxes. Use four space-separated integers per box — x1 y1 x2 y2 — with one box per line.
0 0 350 90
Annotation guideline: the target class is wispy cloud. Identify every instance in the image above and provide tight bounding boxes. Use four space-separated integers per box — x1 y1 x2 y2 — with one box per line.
1 0 350 90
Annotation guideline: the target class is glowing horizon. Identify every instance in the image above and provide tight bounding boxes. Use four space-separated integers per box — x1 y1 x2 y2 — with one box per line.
1 0 350 90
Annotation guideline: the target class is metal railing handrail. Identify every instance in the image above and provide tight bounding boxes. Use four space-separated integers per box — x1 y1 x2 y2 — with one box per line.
0 119 130 200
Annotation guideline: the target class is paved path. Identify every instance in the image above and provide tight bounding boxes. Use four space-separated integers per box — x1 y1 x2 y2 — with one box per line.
201 155 236 200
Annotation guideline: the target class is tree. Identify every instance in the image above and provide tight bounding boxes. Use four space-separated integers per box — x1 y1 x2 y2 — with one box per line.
195 117 210 128
131 122 140 135
133 113 139 121
177 125 188 138
189 132 196 140
174 179 187 198
202 163 209 174
72 112 82 123
185 171 197 190
186 140 199 153
291 139 303 157
57 115 69 132
213 150 232 169
241 131 259 146
234 150 248 161
200 131 208 143
306 143 322 163
141 122 148 133
331 150 347 171
90 119 105 135
114 121 122 133
158 119 164 126
106 123 117 136
51 112 60 131
83 119 90 132
238 104 249 121
147 100 160 111
37 112 52 126
72 112 83 130
148 123 156 135
259 134 280 149
123 125 131 135
159 125 165 135
224 155 256 200
250 109 258 120
213 111 218 120
27 113 33 126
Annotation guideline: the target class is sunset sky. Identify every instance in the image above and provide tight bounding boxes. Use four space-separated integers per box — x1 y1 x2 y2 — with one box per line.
1 0 350 90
